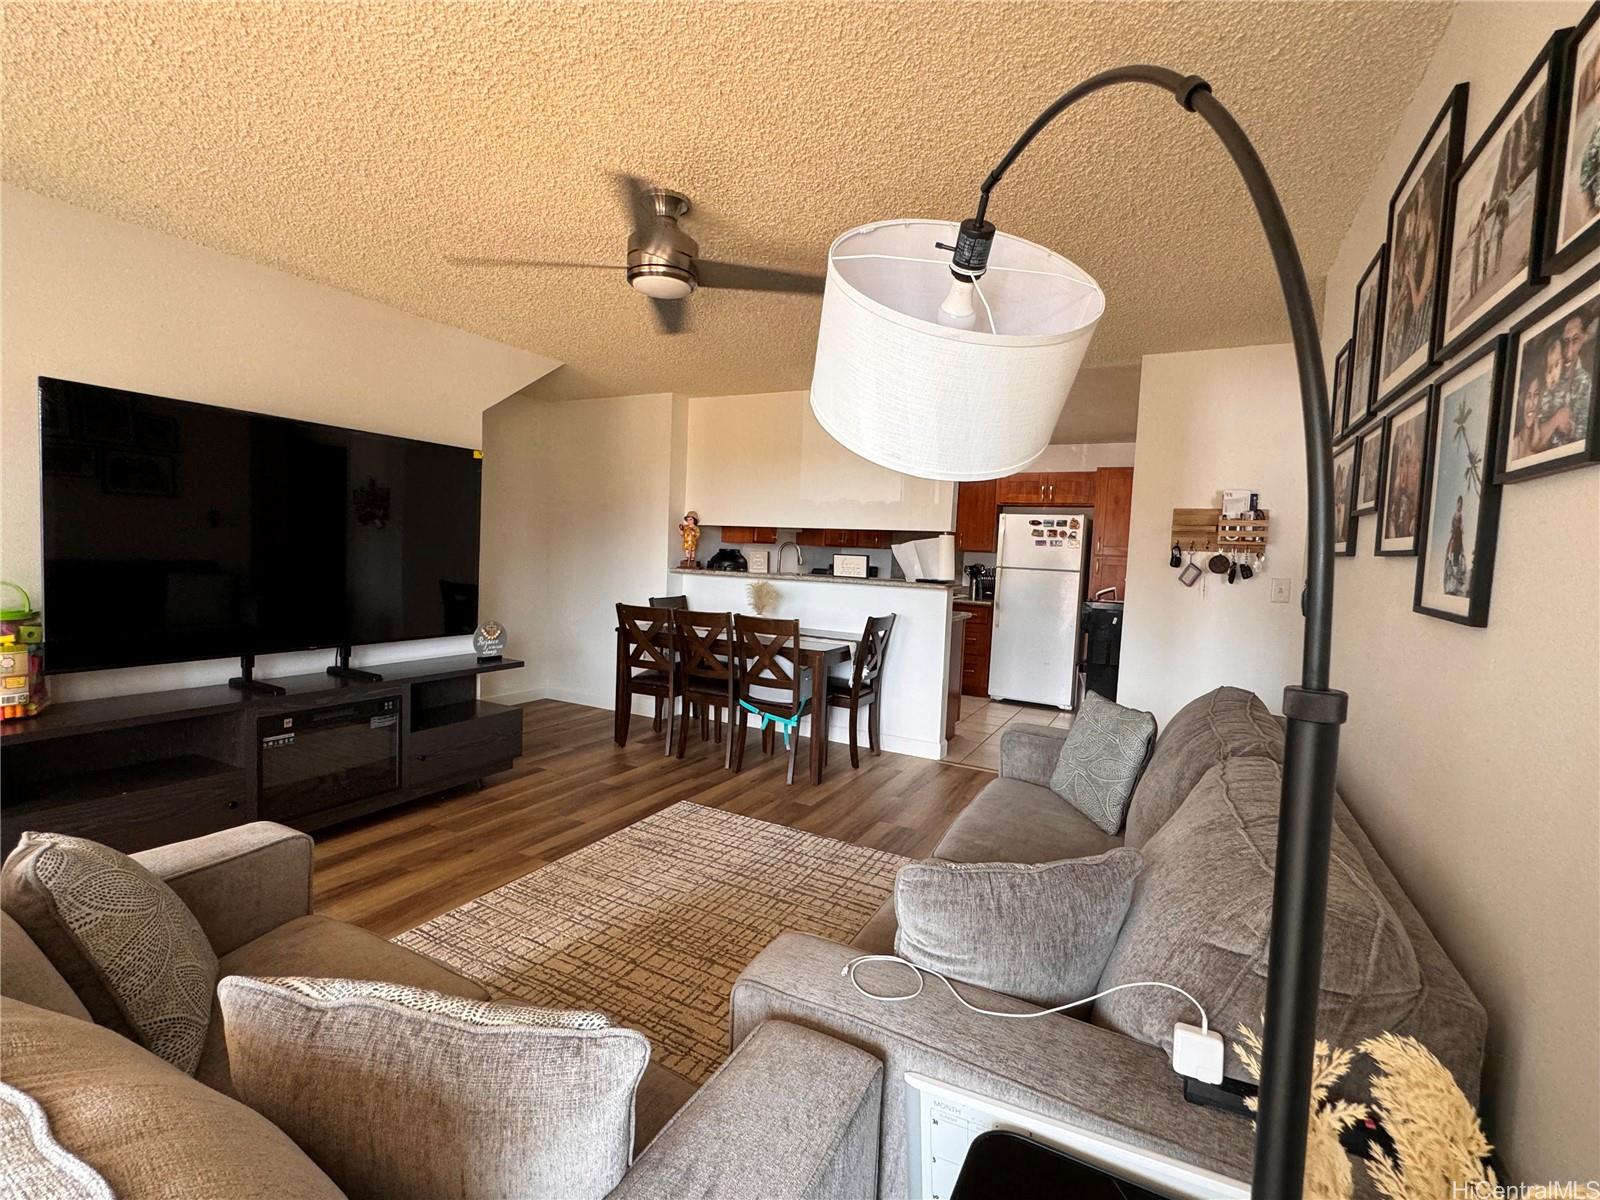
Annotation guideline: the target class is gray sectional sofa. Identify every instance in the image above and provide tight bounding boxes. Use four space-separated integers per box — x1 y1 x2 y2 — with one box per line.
733 686 1487 1194
0 823 881 1199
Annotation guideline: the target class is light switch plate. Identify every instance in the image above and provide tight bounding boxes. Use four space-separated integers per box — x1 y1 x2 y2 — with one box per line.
1270 577 1291 604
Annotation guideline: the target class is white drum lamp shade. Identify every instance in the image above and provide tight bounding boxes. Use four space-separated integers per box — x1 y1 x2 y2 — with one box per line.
808 219 1105 481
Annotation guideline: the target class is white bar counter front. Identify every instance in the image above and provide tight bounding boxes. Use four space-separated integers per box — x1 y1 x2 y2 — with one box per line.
672 569 954 760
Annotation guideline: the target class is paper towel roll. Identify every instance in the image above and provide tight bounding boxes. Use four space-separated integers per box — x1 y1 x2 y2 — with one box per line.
895 534 956 581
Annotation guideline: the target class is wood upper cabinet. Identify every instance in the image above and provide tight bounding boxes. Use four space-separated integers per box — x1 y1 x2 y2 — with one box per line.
1092 467 1134 550
955 479 999 552
720 526 778 544
995 471 1095 506
1087 466 1134 600
795 528 894 548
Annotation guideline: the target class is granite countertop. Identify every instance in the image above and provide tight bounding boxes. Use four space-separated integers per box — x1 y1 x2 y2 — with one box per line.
952 597 992 606
670 567 960 593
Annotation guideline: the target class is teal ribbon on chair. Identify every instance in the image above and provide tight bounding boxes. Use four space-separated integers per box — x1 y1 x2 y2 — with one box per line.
738 698 809 749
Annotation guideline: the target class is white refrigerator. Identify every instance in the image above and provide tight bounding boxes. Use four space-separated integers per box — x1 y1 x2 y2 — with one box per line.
989 512 1088 709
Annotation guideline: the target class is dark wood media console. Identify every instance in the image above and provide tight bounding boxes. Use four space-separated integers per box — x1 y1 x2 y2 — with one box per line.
0 655 525 856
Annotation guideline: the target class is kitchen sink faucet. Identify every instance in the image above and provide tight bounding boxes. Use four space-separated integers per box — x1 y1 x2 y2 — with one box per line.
777 541 805 574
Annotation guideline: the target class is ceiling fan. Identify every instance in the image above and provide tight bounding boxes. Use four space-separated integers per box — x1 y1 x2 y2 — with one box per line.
448 174 825 334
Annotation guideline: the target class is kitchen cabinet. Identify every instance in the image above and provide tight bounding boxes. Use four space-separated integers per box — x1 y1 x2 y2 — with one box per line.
1092 468 1134 550
954 601 992 697
1087 550 1128 601
795 528 894 549
995 471 1095 506
720 527 778 544
955 479 999 552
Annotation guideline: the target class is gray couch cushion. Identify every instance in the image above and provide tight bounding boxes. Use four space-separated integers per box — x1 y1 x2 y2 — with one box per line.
1123 686 1284 847
610 1020 882 1200
1 832 218 1075
218 975 650 1200
933 777 1123 865
894 849 1142 1006
0 911 91 1023
196 911 489 1095
1049 692 1157 834
1093 758 1423 1082
0 996 343 1199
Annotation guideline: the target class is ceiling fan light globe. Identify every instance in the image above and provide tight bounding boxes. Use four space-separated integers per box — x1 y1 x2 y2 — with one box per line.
628 269 695 300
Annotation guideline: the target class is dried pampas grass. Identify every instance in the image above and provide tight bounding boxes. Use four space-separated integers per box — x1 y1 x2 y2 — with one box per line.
746 580 779 615
1232 1021 1495 1200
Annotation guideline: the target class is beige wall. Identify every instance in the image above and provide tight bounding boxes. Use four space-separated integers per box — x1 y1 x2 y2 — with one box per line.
684 390 955 531
479 390 684 709
1118 344 1306 726
0 185 557 698
1049 361 1141 444
1318 2 1598 1176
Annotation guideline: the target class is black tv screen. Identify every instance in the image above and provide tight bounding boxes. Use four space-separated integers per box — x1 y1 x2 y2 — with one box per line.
40 377 481 674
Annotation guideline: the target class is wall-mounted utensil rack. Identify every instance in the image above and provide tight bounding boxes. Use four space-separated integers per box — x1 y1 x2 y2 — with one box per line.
1171 508 1222 553
1217 511 1270 551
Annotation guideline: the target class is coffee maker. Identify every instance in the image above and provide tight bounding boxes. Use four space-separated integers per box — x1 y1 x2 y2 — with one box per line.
965 562 995 601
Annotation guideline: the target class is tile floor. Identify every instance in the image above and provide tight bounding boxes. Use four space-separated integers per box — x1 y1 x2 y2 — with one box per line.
945 697 1074 771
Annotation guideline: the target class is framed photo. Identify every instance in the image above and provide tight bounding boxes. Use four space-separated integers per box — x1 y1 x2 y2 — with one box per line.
1415 338 1507 626
1330 342 1351 435
1547 2 1600 272
1355 423 1384 515
1496 259 1600 481
1440 32 1566 357
1378 84 1468 405
1347 248 1387 433
1332 441 1358 557
1376 386 1433 556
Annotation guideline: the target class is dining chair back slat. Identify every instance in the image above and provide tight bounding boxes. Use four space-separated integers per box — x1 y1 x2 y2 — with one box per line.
850 613 897 693
617 604 676 674
675 610 737 688
648 595 689 610
614 603 678 756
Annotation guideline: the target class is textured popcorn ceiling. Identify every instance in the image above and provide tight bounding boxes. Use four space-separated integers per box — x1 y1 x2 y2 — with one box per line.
2 1 1451 400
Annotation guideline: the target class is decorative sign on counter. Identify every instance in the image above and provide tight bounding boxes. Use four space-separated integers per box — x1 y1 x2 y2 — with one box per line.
832 553 869 577
473 619 507 661
747 549 770 573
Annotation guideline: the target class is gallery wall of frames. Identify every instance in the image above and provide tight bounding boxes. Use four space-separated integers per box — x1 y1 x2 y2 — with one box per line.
1328 5 1600 627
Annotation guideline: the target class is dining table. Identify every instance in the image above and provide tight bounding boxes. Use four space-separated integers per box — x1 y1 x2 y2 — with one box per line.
613 625 857 784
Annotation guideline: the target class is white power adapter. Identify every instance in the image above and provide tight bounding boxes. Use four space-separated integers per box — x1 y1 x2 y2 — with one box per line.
1171 1022 1225 1084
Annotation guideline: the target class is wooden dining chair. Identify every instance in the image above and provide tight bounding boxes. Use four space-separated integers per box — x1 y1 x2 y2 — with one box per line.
825 613 896 768
648 595 688 609
672 609 737 767
615 603 678 756
731 615 812 785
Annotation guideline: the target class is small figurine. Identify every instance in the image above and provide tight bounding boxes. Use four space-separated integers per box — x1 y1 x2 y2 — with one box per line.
678 510 702 569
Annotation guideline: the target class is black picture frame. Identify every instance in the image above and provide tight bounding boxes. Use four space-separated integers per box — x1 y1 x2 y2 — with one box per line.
1331 341 1352 435
1546 2 1600 273
1439 31 1568 359
1375 384 1433 557
1414 337 1507 626
1347 247 1387 436
1355 423 1384 515
1495 258 1600 482
1377 83 1469 407
1332 441 1358 557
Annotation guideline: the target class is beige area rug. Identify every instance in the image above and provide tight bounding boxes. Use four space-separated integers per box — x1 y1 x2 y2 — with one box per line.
393 801 906 1084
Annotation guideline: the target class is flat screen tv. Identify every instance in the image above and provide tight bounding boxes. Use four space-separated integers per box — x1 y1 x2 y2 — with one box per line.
39 377 481 674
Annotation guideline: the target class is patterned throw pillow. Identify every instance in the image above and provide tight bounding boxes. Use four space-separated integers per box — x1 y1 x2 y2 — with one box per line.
0 833 218 1074
1049 692 1158 834
217 976 650 1200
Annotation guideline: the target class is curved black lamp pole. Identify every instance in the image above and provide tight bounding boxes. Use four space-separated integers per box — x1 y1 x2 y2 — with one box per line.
965 65 1349 1199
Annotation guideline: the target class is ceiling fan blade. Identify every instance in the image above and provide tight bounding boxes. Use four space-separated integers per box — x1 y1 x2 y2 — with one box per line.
649 297 688 335
613 171 659 237
445 255 616 270
697 259 826 295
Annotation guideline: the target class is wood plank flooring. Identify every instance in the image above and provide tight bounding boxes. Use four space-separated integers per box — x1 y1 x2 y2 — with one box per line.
312 698 992 936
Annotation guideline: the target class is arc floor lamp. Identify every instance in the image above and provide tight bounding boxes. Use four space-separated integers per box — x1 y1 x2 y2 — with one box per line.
809 65 1349 1198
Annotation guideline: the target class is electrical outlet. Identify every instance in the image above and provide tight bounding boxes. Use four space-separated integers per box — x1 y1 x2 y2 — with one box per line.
1270 577 1291 604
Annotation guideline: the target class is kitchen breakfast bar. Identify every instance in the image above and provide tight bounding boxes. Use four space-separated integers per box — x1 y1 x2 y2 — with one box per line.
669 568 961 763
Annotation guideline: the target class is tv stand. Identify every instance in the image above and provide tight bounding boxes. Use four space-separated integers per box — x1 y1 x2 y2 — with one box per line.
1 654 524 856
228 654 288 696
326 645 383 683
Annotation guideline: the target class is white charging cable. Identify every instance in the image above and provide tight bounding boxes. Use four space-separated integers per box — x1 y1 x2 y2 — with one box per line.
841 953 1209 1032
